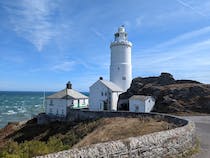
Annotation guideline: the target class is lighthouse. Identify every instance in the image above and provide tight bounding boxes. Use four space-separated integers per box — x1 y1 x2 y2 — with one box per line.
110 26 132 91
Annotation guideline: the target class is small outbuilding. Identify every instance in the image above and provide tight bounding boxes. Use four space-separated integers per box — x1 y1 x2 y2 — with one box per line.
129 95 155 113
45 81 88 117
89 77 123 111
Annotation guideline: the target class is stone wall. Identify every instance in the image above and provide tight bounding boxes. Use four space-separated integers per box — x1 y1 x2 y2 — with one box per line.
66 109 188 126
36 111 196 158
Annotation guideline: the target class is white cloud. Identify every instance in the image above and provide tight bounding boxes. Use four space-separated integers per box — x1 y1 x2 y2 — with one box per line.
137 1 210 28
51 61 75 72
175 0 209 17
91 28 106 41
156 26 210 48
133 39 210 67
132 25 210 83
3 0 59 51
135 17 143 27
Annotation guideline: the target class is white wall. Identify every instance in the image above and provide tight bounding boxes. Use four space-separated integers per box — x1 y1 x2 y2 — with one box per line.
129 97 155 113
46 99 67 117
110 44 132 92
129 99 145 112
89 80 121 111
145 97 155 112
111 92 121 111
73 98 88 108
46 98 89 116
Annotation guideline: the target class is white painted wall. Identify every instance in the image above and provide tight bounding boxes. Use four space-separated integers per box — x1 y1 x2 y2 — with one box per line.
111 92 121 111
129 99 145 112
129 97 155 113
110 26 132 92
89 80 121 111
46 99 67 117
46 98 88 116
145 97 155 112
73 98 89 108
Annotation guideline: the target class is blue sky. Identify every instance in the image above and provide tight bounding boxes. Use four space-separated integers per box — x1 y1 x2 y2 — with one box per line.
0 0 210 91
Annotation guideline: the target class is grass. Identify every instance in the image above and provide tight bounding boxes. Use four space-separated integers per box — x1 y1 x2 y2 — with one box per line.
0 117 177 158
74 117 176 147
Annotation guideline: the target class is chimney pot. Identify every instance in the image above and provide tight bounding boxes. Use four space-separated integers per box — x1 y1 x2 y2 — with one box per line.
66 81 72 89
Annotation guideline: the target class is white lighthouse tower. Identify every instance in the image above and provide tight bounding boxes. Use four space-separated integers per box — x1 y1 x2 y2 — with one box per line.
110 26 132 91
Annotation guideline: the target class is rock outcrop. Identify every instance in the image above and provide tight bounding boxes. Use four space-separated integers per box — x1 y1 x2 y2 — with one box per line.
119 72 210 114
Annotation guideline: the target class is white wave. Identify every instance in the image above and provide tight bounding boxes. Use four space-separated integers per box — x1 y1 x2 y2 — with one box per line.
2 110 17 115
34 104 41 108
17 107 26 113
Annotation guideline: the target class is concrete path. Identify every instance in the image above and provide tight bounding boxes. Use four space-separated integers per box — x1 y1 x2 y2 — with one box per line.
181 116 210 158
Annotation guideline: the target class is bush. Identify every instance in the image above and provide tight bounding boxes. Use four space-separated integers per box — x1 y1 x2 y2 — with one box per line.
47 137 64 152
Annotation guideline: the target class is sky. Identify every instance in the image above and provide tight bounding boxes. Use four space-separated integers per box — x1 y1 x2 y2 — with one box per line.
0 0 210 91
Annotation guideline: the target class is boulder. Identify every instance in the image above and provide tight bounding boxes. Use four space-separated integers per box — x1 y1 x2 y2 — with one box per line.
118 73 210 114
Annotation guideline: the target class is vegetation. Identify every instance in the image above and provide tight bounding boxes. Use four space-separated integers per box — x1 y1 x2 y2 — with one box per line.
0 119 100 158
0 117 176 158
0 137 66 158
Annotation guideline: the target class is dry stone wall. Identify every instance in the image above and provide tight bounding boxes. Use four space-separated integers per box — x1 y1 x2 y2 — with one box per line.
36 111 196 158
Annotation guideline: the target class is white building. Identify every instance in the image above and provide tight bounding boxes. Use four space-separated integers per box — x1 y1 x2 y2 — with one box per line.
46 82 88 117
129 95 155 113
110 25 132 91
89 77 123 111
89 26 132 111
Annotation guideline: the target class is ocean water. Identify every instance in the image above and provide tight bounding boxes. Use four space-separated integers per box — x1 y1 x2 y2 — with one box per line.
0 91 54 128
0 91 89 128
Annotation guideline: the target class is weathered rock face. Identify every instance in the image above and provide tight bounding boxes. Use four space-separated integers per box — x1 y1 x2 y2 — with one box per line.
119 72 210 114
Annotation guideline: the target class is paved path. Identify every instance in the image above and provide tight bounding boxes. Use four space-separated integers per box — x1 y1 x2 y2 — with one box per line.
182 116 210 158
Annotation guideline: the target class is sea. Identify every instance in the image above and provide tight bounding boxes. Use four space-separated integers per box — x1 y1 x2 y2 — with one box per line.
0 91 89 129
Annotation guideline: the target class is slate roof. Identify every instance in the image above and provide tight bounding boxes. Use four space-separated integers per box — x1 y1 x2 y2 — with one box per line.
99 80 123 92
129 95 151 101
46 88 88 99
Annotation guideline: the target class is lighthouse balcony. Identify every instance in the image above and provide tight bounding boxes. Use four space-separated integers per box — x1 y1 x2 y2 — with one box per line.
110 41 132 48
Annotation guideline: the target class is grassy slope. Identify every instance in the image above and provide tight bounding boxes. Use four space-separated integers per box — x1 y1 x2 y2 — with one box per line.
0 117 176 157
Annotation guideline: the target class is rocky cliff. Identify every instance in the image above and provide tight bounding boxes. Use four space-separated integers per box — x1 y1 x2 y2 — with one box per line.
119 73 210 114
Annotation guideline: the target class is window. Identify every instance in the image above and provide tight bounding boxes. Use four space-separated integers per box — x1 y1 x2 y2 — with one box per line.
49 100 53 106
49 108 52 114
62 109 64 115
100 103 102 110
122 76 126 80
56 109 58 115
101 92 103 96
115 33 119 37
117 67 120 70
105 92 107 96
135 106 139 112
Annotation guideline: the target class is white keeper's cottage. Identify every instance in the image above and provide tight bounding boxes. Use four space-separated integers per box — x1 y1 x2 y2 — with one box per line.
89 25 132 111
89 77 123 111
129 95 155 113
46 81 88 117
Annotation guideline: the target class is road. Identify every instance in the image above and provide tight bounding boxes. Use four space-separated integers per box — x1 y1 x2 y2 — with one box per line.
182 116 210 158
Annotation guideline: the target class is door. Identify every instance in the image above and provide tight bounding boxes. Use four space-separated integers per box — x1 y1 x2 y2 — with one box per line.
103 101 108 110
135 105 139 112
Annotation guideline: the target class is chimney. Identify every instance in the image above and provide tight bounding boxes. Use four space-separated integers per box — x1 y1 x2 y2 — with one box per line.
66 81 72 89
99 77 103 80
